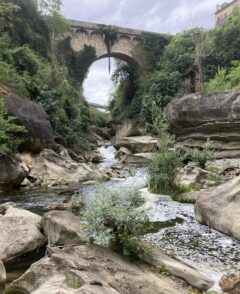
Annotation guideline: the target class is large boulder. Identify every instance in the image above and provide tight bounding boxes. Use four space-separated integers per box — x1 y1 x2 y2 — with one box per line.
29 149 103 187
0 261 6 294
0 153 27 189
117 136 158 153
41 210 86 246
195 176 240 241
165 90 240 158
2 90 54 152
8 245 187 294
0 203 45 264
112 119 139 145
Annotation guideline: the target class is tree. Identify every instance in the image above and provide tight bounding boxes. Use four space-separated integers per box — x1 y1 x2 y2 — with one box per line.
0 98 26 153
37 0 69 60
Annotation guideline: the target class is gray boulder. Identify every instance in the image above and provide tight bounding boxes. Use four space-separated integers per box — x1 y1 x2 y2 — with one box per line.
0 261 6 294
3 92 54 152
0 153 27 189
41 210 86 245
0 203 45 264
112 119 139 145
195 176 240 241
165 90 240 158
29 149 103 187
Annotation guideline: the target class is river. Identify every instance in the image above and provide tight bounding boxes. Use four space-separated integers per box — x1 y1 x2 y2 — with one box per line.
1 144 240 291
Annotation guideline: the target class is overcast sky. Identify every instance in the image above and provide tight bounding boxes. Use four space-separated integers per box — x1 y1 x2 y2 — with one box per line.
62 0 226 105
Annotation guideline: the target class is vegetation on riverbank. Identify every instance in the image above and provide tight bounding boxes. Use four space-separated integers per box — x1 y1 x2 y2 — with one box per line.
0 0 91 149
110 8 240 125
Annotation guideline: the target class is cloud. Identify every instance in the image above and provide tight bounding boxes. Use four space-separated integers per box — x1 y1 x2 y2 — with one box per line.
62 0 227 105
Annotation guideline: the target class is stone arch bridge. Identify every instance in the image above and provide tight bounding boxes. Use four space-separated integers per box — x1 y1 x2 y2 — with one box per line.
66 20 144 70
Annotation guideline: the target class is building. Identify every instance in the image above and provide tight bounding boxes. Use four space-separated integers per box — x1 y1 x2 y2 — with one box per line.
215 0 240 26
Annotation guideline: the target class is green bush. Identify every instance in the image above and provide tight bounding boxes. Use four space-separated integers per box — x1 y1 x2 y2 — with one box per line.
0 98 26 153
148 107 183 195
83 187 152 258
189 139 214 169
90 108 110 127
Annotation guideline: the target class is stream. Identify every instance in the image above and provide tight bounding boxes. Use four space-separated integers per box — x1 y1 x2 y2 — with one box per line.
1 144 240 291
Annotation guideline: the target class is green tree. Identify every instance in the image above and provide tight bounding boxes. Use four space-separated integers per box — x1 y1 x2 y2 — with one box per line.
0 98 26 153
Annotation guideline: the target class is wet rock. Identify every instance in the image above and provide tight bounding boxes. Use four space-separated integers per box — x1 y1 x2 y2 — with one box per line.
41 210 86 246
2 90 54 152
45 195 84 212
219 272 240 294
124 153 156 164
195 176 240 241
29 149 103 187
117 136 158 153
115 147 132 159
0 153 28 189
8 245 186 294
142 247 213 291
0 203 45 264
0 260 6 294
165 90 240 159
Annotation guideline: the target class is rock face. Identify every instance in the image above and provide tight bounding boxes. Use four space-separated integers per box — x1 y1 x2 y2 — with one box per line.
8 245 187 294
219 272 240 294
195 176 240 241
165 90 240 158
112 119 139 145
0 153 27 189
0 203 45 264
117 136 158 153
0 261 6 294
3 92 54 152
41 210 86 246
29 149 103 187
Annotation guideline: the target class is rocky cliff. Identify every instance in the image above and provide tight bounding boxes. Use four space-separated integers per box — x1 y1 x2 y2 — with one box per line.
165 90 240 158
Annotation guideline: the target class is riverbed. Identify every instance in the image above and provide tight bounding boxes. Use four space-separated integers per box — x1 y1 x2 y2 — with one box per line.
1 144 240 291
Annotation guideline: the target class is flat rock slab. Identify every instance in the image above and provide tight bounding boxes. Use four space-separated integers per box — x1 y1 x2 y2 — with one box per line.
0 203 45 264
8 245 187 294
142 248 214 291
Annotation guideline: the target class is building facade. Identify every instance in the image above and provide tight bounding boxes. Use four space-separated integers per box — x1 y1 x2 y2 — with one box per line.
215 0 240 25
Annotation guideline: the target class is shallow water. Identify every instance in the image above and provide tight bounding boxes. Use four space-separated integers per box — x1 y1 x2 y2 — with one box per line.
1 144 240 291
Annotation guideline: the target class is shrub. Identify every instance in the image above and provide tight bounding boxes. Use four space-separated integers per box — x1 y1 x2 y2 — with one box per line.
189 139 214 169
148 107 183 195
83 187 152 258
90 108 110 127
0 98 26 153
148 146 182 195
